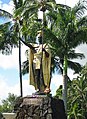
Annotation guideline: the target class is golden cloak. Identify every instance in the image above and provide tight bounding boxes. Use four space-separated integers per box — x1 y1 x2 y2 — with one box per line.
29 43 51 90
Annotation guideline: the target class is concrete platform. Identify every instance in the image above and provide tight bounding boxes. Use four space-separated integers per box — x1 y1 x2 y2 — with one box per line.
3 113 15 119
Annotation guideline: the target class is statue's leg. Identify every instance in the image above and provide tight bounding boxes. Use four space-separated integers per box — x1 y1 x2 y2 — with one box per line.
35 69 40 91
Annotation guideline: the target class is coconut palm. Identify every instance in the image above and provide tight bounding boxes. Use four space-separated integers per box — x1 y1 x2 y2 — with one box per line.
0 0 24 97
14 0 56 42
12 0 24 97
0 8 17 54
46 0 87 110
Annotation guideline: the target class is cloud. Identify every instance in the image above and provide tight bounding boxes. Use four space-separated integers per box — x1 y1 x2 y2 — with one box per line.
0 76 35 103
51 74 63 87
0 0 14 14
51 69 79 96
0 70 79 102
0 49 18 69
0 72 63 101
66 0 79 7
50 74 63 95
56 0 79 7
74 43 87 65
0 44 28 70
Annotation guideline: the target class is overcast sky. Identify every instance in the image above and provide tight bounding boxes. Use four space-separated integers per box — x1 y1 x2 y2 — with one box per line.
0 0 87 102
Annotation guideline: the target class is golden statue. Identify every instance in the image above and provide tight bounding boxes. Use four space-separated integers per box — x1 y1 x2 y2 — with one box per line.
21 31 51 94
29 42 51 94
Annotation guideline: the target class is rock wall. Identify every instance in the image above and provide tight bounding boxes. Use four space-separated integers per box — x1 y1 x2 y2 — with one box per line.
51 98 67 119
15 95 67 119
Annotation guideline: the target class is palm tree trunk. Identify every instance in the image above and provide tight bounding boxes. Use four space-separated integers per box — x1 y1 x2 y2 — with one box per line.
62 55 68 111
19 39 23 97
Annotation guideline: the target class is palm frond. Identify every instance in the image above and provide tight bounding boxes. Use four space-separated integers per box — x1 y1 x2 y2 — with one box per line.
44 28 63 47
13 0 23 9
72 0 87 18
0 9 12 18
0 22 18 54
77 16 87 27
75 28 87 44
21 60 29 75
68 50 85 59
68 60 82 74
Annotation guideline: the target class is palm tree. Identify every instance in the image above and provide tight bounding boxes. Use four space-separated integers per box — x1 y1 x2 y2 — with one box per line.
12 0 24 97
0 0 24 97
14 0 56 41
46 0 87 110
0 9 17 54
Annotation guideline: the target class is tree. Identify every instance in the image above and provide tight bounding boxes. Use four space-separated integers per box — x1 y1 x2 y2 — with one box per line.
0 1 24 97
46 0 87 110
55 63 87 118
0 9 18 54
54 85 62 99
67 65 87 119
14 0 56 42
12 0 24 97
0 93 17 113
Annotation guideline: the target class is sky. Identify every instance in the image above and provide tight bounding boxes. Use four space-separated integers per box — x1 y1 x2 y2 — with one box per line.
0 0 87 102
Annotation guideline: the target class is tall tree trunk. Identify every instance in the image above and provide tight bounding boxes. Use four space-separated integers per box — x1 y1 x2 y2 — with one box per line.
19 39 23 97
62 55 68 111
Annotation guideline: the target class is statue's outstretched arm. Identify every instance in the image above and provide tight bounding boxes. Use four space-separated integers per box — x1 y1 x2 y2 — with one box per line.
19 38 35 51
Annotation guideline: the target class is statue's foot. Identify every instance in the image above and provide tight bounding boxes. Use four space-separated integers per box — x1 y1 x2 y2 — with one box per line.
44 87 51 94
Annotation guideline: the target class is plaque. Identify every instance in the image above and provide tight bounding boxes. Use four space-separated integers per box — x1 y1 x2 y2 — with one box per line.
23 97 43 105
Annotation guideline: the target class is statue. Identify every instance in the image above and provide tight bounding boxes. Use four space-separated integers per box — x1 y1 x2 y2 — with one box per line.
29 31 51 94
21 31 51 94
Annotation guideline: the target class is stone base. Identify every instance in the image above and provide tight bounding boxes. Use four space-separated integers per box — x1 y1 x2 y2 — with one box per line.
3 113 15 119
14 95 66 119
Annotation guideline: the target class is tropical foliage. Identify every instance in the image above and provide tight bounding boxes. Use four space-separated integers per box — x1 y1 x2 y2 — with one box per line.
0 93 17 113
45 0 87 110
0 8 18 54
55 63 87 119
67 65 87 119
0 0 25 96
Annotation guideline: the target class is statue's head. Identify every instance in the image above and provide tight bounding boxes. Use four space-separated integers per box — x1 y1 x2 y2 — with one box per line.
37 30 42 44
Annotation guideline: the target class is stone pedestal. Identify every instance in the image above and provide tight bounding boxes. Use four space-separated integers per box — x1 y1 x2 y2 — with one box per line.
14 95 66 119
3 113 15 119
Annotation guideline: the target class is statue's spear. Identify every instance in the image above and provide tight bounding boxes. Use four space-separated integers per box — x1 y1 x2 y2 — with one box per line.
38 0 46 91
